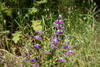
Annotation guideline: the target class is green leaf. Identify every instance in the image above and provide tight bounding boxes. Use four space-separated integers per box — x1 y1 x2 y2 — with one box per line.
31 20 42 31
12 31 22 43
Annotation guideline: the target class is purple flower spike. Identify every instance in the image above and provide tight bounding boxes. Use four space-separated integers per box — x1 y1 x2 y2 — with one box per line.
56 19 59 23
50 45 57 49
35 63 38 67
32 57 36 62
58 15 63 19
34 44 39 48
58 58 64 62
59 20 63 24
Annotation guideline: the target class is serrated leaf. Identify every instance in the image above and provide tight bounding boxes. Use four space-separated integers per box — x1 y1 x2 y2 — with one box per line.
12 31 22 43
31 20 42 31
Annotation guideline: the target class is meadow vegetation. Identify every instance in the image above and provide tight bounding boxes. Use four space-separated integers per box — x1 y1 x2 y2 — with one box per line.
0 0 100 67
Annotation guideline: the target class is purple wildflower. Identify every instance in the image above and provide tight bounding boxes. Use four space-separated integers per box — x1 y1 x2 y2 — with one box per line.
50 45 57 49
67 42 69 44
50 39 53 42
24 51 28 57
64 51 67 53
34 44 39 48
54 24 58 28
54 38 59 45
18 64 21 67
43 50 47 54
70 59 72 62
58 15 63 19
65 44 69 49
68 50 75 55
35 63 38 67
38 30 42 35
59 20 63 24
59 25 63 28
58 58 64 62
34 36 42 40
65 55 68 57
57 30 60 34
72 52 75 55
54 33 57 36
60 30 64 34
26 33 29 36
32 57 36 62
56 19 59 23
63 27 66 30
30 65 34 67
24 58 28 62
48 51 52 54
54 40 59 45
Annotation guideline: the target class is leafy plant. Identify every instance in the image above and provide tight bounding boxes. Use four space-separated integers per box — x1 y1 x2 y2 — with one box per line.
12 31 22 43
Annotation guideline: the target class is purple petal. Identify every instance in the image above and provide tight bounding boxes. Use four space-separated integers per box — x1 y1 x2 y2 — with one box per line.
24 51 29 57
43 50 47 54
59 25 63 28
58 15 63 19
60 30 64 34
24 58 28 62
48 51 52 54
34 44 39 48
57 30 60 34
34 36 42 40
54 24 58 28
50 39 53 42
70 59 72 62
58 58 64 62
50 45 57 49
38 30 42 35
32 57 36 62
30 65 34 67
35 63 38 67
59 20 63 24
56 19 59 23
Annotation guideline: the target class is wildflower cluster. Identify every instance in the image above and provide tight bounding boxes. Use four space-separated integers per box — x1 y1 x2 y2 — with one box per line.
23 15 76 66
24 50 38 67
34 30 42 48
49 15 75 63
